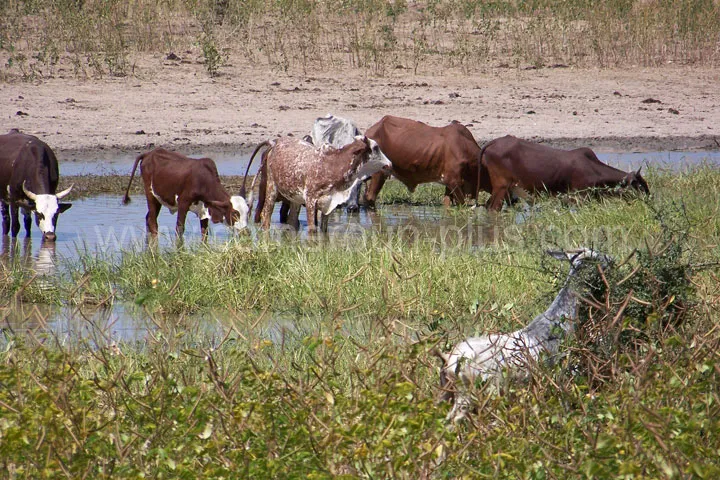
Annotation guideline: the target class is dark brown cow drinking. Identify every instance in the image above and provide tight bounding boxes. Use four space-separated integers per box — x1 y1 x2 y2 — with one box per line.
122 148 249 237
0 129 73 242
480 135 650 210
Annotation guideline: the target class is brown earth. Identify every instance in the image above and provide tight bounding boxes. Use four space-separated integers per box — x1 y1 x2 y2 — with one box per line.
1 54 719 163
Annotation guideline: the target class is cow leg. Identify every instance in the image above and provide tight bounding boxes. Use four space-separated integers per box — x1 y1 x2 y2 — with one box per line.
287 205 300 231
442 186 464 208
279 201 290 223
443 186 453 208
484 163 515 212
200 218 209 238
253 162 267 224
346 182 361 213
260 179 278 231
320 213 329 233
23 210 32 236
1 202 9 236
253 190 264 223
445 183 467 207
306 199 318 234
145 196 162 236
486 185 511 211
9 204 21 237
363 172 387 210
175 201 191 238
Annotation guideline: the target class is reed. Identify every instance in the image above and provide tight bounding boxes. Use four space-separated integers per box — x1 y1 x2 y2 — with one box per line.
2 0 718 79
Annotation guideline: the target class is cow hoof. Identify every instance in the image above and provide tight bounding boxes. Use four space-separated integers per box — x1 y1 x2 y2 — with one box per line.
346 205 360 214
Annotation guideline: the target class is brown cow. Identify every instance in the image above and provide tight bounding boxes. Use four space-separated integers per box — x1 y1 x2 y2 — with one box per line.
249 136 390 233
363 115 485 208
480 135 650 211
0 129 73 241
122 148 250 237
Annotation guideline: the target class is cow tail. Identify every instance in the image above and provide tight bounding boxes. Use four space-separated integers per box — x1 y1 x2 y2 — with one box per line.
240 140 270 199
122 153 145 204
253 149 271 224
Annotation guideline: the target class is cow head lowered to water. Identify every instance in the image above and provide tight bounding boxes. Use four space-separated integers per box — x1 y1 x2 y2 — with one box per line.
479 135 650 210
19 182 73 241
0 130 73 242
246 136 391 233
620 167 650 194
122 148 250 237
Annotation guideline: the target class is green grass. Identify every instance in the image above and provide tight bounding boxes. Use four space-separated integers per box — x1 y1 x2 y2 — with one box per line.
1 166 719 477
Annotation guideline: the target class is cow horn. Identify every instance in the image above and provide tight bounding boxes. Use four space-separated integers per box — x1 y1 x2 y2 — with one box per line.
636 166 642 175
56 184 74 199
22 181 38 201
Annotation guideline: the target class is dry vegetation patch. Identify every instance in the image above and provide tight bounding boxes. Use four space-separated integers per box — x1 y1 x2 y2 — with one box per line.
2 0 719 80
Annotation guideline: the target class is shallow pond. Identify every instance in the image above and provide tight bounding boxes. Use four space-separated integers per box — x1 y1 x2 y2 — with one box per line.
1 194 502 275
60 148 720 177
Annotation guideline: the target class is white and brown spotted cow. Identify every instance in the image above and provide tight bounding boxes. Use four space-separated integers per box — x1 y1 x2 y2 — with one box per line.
248 136 390 233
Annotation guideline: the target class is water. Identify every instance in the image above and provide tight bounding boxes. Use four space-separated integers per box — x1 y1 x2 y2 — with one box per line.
60 149 720 176
61 148 256 177
0 299 359 351
2 302 160 344
1 194 493 273
597 151 720 171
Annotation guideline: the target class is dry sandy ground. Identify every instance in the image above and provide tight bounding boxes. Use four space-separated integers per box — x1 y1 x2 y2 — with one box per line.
1 54 719 162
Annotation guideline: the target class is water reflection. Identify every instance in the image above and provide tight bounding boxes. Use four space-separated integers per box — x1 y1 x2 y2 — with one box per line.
0 302 408 350
2 302 160 345
1 236 57 276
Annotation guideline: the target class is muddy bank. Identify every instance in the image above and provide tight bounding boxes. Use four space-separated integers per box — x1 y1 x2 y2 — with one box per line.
3 59 718 157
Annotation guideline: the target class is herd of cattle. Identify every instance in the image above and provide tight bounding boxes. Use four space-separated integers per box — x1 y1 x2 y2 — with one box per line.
0 115 649 240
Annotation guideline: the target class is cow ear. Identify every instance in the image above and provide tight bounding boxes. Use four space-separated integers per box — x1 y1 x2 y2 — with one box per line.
58 202 72 213
352 136 371 154
206 200 229 223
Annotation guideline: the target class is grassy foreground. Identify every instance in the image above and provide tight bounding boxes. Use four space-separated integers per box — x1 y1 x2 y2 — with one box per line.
1 166 720 477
